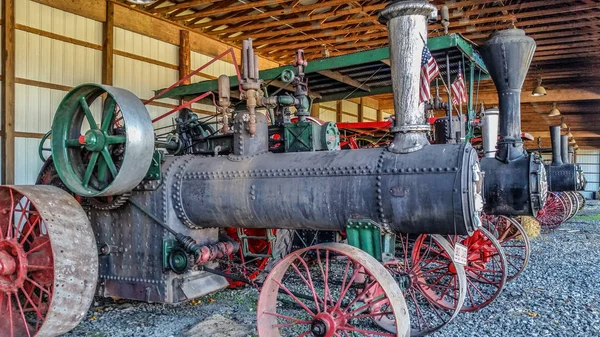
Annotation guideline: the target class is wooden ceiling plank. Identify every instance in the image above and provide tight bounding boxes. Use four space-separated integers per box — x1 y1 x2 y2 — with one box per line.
174 0 292 21
193 0 355 29
150 0 219 14
317 69 371 91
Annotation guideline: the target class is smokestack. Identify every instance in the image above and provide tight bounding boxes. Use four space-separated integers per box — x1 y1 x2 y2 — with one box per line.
550 125 563 166
561 135 570 164
480 29 536 163
379 1 437 154
482 108 499 158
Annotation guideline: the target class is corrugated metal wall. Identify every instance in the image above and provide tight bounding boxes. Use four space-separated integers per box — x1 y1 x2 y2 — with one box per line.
8 0 245 184
575 150 599 199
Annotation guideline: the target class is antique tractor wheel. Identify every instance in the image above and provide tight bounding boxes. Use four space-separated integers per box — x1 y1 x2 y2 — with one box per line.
0 186 97 337
223 228 293 288
51 84 154 197
564 192 580 220
536 192 569 232
482 215 530 282
257 243 410 337
446 228 507 312
575 192 586 211
379 234 466 336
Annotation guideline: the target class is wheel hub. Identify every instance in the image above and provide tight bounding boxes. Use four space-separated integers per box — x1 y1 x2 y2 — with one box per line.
0 239 28 292
312 312 338 337
80 129 107 152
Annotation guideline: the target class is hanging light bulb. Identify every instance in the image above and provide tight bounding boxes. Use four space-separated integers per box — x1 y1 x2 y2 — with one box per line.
560 117 568 129
531 76 547 97
574 144 579 151
548 102 560 117
127 0 158 5
567 127 574 139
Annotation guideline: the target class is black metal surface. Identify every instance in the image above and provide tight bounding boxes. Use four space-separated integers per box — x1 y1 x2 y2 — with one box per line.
173 143 480 235
481 155 545 216
550 125 563 165
561 135 570 164
544 163 578 192
434 116 465 144
480 29 535 163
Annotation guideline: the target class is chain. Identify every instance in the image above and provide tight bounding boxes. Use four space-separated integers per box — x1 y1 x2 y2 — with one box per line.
215 255 268 291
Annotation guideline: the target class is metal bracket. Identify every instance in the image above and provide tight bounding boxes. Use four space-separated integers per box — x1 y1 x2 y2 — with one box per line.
236 228 277 258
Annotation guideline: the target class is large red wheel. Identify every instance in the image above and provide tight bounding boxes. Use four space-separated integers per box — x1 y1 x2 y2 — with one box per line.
0 186 97 337
379 234 466 336
223 228 292 288
536 192 568 232
446 228 507 312
482 215 530 282
564 192 579 220
257 243 410 337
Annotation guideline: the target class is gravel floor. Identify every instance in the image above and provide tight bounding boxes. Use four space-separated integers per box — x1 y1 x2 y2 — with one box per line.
63 201 600 337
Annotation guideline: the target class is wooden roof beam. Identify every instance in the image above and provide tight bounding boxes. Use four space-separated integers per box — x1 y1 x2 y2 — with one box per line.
174 0 293 21
317 69 370 92
149 0 221 14
192 0 357 29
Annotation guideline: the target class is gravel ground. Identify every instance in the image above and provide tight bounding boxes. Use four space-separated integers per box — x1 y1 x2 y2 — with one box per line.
63 200 600 337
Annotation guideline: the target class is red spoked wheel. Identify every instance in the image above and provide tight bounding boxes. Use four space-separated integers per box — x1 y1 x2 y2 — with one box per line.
223 228 292 288
378 234 466 336
563 192 579 220
446 228 507 312
536 192 569 233
482 215 530 282
257 242 410 337
0 186 97 337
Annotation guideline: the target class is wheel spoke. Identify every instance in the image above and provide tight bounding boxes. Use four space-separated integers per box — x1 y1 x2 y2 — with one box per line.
79 96 98 129
101 148 118 177
97 155 109 184
101 97 117 132
14 291 32 337
105 135 126 145
82 152 100 188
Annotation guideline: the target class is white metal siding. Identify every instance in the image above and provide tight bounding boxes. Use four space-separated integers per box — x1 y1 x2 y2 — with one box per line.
575 150 599 199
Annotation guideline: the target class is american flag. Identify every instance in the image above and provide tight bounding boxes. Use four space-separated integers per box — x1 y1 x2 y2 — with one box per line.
451 64 467 105
420 45 440 103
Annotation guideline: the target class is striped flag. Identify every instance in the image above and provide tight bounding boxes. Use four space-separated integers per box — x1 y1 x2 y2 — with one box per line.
451 64 467 105
420 45 440 103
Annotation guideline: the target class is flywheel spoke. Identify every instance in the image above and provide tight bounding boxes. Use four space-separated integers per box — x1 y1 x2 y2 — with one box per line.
79 96 98 130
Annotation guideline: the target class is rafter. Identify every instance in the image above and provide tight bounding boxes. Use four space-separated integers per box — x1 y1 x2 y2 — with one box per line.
174 0 293 21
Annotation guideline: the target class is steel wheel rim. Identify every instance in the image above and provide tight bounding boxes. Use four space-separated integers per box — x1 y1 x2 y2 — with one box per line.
379 234 465 336
0 186 97 337
447 228 507 312
536 192 568 231
257 242 410 337
482 215 530 282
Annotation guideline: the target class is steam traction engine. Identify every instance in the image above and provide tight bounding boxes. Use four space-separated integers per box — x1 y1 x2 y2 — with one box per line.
5 2 565 337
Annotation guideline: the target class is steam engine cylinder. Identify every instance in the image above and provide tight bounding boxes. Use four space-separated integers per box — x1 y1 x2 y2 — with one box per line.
173 144 482 235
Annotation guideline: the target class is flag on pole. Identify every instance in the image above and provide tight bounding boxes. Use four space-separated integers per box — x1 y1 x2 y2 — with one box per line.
420 45 440 103
451 64 467 105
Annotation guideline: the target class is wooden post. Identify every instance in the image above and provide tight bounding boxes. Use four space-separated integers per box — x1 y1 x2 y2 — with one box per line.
377 109 383 122
102 1 114 85
1 0 15 184
310 102 320 118
179 30 191 84
336 101 342 123
358 98 364 122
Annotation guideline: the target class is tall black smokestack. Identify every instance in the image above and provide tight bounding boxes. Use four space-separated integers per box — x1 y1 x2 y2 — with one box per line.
561 135 570 164
550 125 563 165
480 29 536 163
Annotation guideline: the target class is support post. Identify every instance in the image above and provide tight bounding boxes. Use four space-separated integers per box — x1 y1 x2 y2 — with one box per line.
102 1 114 85
467 60 475 140
377 109 383 122
179 30 191 85
336 100 342 123
310 102 320 118
358 98 364 122
1 0 15 184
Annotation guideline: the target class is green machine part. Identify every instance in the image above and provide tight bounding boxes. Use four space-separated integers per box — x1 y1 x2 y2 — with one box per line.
346 219 395 262
284 121 340 152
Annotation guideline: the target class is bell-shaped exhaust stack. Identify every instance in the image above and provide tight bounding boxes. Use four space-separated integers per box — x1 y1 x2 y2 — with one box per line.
479 28 547 216
549 125 563 165
481 29 536 162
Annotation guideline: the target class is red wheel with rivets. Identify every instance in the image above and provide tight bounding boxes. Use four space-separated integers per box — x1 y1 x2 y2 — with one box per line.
0 186 97 337
446 228 507 312
257 242 410 337
536 192 568 232
482 215 530 282
377 234 466 336
223 228 292 288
